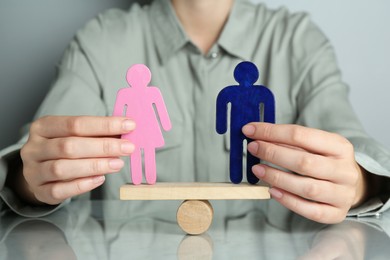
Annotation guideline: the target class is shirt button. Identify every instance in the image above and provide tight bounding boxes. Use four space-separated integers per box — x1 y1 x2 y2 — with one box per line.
209 52 219 59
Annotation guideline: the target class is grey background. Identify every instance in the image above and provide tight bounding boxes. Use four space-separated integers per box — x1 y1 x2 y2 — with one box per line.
1 0 389 150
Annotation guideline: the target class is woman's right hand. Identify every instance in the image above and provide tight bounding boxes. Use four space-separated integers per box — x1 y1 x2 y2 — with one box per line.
19 116 135 205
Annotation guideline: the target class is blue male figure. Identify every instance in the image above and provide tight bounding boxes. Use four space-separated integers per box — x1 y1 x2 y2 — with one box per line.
216 61 275 184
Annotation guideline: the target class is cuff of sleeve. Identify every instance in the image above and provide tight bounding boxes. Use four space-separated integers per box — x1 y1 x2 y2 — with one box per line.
347 138 390 217
0 186 70 218
347 197 384 217
0 143 25 190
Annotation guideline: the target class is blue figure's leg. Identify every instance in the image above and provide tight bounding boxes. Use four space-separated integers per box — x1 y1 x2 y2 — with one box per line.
230 132 244 184
246 138 260 184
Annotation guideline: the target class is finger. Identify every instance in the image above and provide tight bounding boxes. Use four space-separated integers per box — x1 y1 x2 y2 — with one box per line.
297 234 354 260
242 123 352 157
247 140 343 182
36 137 134 160
252 164 352 206
31 116 135 138
36 175 106 205
268 187 347 224
38 158 124 183
298 244 343 260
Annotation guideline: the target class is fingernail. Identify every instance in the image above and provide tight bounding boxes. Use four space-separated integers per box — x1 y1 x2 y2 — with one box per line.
242 124 255 136
252 165 265 178
123 120 135 131
109 159 124 170
121 142 134 153
247 141 259 154
269 188 283 199
93 175 105 184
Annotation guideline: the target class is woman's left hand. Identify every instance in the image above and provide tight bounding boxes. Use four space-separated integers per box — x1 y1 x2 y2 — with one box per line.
242 123 369 224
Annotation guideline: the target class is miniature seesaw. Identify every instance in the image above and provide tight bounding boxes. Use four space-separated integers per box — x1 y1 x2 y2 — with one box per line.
120 182 270 235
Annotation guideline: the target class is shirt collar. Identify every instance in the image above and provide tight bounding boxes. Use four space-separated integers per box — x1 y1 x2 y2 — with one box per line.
218 0 253 61
149 0 189 65
149 0 253 64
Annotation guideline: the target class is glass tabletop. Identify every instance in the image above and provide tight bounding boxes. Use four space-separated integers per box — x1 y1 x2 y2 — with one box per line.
1 200 389 259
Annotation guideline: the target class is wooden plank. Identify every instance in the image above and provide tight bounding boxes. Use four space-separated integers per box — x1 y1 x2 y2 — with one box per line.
120 182 270 200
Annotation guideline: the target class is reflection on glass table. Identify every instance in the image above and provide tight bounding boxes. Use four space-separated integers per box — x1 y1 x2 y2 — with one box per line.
1 200 389 259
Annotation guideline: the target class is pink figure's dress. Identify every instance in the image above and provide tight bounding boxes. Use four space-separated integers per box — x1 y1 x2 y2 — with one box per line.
113 64 171 184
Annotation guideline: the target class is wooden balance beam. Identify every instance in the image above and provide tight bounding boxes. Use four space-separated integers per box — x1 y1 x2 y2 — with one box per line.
120 182 270 235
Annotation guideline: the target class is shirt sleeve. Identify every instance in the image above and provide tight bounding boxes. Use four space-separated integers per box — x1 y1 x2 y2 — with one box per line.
0 17 108 217
291 16 390 216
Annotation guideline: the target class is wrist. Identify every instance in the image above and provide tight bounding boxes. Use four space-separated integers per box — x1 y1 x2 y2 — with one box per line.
351 163 382 208
351 164 370 208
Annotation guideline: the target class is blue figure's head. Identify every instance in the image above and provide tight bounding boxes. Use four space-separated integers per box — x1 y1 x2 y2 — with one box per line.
234 61 259 87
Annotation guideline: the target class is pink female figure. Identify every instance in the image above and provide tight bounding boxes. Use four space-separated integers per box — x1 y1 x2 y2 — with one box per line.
113 64 172 185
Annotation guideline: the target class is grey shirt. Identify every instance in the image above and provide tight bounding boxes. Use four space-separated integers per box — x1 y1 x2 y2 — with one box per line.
1 0 390 223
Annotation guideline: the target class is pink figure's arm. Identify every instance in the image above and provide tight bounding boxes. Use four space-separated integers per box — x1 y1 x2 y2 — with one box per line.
150 88 172 131
113 89 127 117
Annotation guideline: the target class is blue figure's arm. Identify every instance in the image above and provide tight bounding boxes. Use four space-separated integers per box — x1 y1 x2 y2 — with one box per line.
262 89 276 124
216 88 230 134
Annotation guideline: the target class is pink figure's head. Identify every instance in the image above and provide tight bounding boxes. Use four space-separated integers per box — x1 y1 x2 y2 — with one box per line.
126 64 152 88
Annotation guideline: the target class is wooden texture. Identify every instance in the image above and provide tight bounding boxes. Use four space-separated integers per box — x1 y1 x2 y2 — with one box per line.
177 200 213 235
177 233 213 258
120 182 270 200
